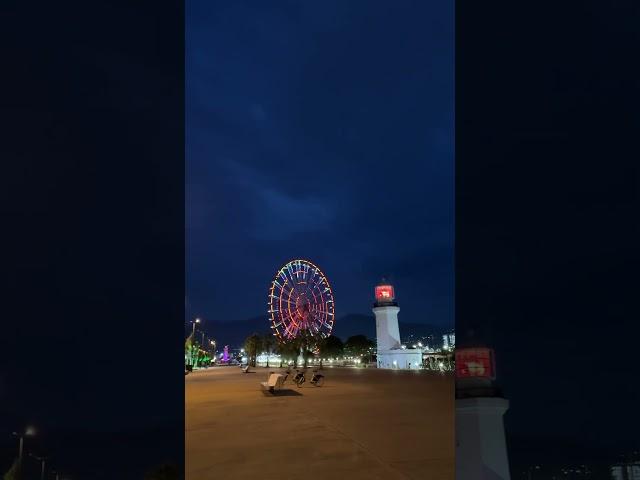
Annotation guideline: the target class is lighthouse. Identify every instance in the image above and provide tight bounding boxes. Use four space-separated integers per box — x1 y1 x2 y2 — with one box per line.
373 280 422 369
455 346 511 480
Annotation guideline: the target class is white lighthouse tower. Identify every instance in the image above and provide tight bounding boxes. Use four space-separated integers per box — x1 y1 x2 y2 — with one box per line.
456 347 511 480
373 281 422 369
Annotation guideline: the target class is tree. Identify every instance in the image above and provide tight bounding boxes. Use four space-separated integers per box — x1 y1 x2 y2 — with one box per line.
185 333 194 367
3 459 21 480
345 335 375 362
294 330 316 368
243 333 263 367
318 335 344 368
262 333 276 367
276 338 299 367
274 340 285 367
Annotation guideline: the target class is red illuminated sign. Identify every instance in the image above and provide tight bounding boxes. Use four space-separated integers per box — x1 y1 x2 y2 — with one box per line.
456 348 495 379
375 285 394 301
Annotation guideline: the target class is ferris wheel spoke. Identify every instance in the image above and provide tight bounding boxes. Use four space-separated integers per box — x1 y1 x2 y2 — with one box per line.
283 282 295 300
270 296 295 307
304 274 320 298
311 278 324 296
294 260 303 282
309 310 329 330
288 276 302 297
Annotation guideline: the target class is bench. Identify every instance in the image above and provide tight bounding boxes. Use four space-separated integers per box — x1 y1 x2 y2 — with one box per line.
260 373 285 393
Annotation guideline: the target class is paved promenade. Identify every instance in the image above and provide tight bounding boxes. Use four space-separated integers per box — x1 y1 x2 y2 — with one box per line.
186 366 453 480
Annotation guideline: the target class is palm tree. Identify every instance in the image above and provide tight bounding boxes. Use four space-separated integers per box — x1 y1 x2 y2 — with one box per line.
262 333 275 367
243 333 263 367
275 340 284 367
185 333 194 367
294 330 316 368
276 338 298 367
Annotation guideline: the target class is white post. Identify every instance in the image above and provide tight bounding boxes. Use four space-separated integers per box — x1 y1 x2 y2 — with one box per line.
18 436 24 463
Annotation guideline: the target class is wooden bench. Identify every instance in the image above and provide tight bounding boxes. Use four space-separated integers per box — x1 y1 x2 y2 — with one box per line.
260 373 285 393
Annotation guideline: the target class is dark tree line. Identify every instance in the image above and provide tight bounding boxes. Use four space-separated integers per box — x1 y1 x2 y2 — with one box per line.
243 332 375 368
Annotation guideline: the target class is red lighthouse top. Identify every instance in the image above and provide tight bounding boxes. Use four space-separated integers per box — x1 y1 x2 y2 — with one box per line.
375 284 395 301
456 347 496 380
373 280 398 307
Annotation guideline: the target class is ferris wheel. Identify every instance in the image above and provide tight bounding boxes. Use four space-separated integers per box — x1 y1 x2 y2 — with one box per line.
268 259 335 342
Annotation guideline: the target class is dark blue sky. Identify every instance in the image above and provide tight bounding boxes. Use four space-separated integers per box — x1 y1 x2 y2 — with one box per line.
186 1 454 328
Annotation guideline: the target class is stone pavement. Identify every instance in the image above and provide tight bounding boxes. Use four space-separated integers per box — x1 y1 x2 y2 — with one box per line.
186 366 453 480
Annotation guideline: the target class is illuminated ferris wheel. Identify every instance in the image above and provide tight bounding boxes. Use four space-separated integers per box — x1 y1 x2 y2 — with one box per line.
268 259 335 342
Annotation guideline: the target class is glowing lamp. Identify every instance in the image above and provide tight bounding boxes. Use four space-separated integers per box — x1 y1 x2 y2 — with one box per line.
375 285 395 301
456 347 496 380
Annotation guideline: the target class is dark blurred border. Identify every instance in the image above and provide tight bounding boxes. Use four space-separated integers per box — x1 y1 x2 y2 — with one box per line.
457 0 639 477
1 1 184 478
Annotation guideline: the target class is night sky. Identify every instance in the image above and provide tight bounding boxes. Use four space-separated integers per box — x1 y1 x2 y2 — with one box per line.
186 1 454 329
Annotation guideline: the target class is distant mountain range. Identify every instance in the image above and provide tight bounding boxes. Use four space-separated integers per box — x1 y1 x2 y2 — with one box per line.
200 314 450 348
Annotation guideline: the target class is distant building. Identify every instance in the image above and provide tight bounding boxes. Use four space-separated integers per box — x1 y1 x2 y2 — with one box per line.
443 331 455 349
611 461 640 480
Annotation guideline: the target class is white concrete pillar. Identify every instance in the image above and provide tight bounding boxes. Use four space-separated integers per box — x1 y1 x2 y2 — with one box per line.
373 305 401 352
456 397 510 480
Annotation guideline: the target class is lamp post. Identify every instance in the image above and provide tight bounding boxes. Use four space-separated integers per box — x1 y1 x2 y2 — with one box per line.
210 340 216 363
191 317 201 336
29 453 47 480
188 318 201 367
12 426 36 464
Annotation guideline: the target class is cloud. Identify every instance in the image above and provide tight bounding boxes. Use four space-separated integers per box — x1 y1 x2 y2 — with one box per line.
221 159 335 240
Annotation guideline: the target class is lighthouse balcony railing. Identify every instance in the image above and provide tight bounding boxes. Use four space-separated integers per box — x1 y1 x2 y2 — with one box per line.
372 300 398 307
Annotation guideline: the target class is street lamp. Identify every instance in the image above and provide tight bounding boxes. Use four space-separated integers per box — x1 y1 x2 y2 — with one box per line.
12 426 36 464
191 317 201 336
29 453 47 480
